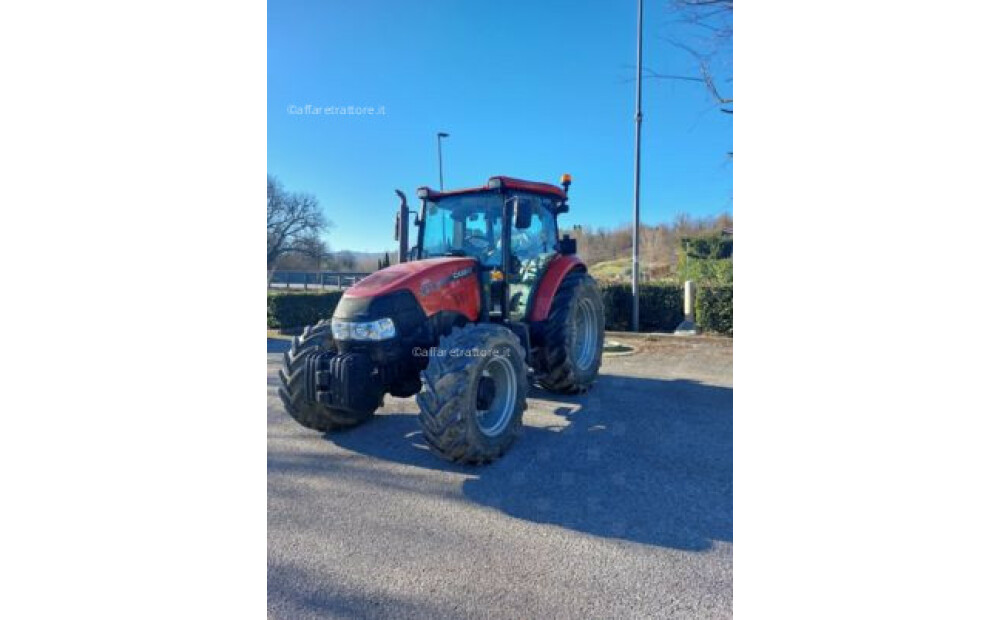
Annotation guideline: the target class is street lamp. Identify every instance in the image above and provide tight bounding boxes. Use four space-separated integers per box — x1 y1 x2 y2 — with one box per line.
437 132 450 190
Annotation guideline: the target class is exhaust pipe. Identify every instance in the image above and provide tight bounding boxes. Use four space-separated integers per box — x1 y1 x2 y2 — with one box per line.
394 189 409 264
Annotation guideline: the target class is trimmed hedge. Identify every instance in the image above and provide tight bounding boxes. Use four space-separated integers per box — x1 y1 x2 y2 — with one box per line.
601 283 684 332
266 283 689 333
696 286 733 335
267 291 343 329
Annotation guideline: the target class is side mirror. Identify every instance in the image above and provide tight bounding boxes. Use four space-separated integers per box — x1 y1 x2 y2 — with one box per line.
514 197 533 230
557 235 577 255
394 212 401 241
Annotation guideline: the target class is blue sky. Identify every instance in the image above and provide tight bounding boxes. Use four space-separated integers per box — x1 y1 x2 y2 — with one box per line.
268 0 732 253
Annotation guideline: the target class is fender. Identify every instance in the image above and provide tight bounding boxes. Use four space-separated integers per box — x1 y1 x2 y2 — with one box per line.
527 255 585 321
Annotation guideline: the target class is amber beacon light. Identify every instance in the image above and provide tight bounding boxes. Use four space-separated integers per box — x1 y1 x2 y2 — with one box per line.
560 173 572 194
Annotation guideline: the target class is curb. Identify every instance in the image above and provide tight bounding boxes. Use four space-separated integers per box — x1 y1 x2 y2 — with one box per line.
605 330 732 343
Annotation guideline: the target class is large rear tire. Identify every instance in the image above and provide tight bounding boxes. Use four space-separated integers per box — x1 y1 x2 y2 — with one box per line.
535 271 605 393
278 320 376 432
416 324 528 464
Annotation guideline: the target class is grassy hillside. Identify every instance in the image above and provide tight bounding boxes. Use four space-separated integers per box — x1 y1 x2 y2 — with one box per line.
589 257 673 283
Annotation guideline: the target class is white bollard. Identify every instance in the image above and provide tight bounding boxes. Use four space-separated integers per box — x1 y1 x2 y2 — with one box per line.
684 280 696 321
675 280 699 335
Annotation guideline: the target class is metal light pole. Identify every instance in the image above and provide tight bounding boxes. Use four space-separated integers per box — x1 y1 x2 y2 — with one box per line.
437 132 449 190
631 0 643 332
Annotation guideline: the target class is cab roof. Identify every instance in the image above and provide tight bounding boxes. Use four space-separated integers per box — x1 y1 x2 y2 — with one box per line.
417 176 566 201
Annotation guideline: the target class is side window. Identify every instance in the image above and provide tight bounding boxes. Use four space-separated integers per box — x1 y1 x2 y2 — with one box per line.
422 201 460 256
511 195 557 261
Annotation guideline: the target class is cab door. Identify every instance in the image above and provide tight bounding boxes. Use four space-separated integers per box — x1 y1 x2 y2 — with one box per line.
506 194 558 322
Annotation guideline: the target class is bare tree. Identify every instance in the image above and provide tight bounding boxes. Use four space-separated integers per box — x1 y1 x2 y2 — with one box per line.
267 175 329 283
338 251 357 271
297 234 332 272
648 0 733 114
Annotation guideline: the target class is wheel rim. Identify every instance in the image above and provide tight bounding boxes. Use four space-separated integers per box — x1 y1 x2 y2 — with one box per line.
475 354 516 437
571 297 598 370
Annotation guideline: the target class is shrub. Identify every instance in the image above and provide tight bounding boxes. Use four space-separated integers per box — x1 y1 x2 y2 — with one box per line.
678 256 733 284
267 291 343 329
696 286 733 335
678 232 733 284
601 283 684 332
682 235 732 260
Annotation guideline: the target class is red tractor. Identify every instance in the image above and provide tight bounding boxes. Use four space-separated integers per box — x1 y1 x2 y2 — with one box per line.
279 174 604 464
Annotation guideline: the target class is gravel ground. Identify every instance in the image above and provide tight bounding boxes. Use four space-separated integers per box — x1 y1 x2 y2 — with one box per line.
268 334 733 619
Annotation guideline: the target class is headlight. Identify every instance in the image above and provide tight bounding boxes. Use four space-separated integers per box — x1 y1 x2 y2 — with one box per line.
331 318 396 341
331 320 351 340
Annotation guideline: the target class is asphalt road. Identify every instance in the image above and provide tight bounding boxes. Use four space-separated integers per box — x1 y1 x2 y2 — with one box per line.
268 335 733 619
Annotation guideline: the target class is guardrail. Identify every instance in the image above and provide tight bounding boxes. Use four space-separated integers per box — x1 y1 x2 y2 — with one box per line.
269 271 371 290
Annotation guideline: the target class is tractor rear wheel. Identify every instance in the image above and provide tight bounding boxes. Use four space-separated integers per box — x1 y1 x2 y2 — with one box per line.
278 320 376 432
535 271 605 393
416 324 528 464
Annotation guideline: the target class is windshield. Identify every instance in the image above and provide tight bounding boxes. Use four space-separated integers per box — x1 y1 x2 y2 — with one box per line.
421 193 505 266
420 192 560 270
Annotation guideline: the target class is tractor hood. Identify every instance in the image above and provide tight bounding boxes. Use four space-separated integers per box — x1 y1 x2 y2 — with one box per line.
341 257 480 322
347 257 476 298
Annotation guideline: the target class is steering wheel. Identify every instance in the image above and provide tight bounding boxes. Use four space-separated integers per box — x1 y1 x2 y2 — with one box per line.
463 232 491 254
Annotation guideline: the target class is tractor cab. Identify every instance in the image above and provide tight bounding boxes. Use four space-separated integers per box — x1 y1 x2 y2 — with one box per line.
408 175 572 322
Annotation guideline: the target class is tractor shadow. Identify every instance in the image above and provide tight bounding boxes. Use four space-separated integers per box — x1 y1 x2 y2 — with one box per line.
267 338 292 354
324 375 732 552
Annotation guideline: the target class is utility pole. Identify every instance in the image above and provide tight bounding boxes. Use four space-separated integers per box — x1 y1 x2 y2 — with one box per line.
437 132 449 190
631 0 644 332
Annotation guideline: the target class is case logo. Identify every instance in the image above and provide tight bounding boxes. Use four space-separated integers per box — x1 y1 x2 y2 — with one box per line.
418 267 474 297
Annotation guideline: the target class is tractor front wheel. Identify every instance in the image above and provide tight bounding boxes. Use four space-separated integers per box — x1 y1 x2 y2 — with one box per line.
416 324 528 464
278 320 376 432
